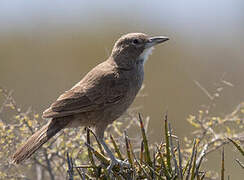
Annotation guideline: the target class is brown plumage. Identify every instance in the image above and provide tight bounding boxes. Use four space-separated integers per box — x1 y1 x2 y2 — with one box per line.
12 33 169 164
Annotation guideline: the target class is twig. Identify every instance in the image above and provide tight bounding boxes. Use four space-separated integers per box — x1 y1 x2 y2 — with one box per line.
44 150 55 180
235 159 244 169
66 152 74 180
194 80 214 100
221 147 225 180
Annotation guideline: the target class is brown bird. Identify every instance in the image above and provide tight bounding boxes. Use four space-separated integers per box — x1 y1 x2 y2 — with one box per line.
12 32 169 169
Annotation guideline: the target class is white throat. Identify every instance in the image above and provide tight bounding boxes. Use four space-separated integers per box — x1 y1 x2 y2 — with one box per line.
139 47 154 65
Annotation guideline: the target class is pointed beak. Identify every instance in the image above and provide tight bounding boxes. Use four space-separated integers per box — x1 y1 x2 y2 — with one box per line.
145 36 169 48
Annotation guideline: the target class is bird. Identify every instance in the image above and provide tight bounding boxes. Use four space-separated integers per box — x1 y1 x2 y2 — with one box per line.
12 32 169 170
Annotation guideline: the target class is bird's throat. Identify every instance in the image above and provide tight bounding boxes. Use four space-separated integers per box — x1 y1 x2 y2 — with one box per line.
139 47 154 65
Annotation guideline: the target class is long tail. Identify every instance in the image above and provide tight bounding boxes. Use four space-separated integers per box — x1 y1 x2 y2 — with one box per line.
12 118 69 164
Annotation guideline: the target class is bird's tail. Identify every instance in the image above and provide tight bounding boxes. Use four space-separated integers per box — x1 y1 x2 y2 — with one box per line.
12 118 69 164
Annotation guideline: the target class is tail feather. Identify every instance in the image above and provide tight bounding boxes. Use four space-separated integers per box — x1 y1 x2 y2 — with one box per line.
12 118 68 164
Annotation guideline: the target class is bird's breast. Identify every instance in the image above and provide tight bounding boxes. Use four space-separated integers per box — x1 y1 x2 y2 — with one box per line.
125 66 144 102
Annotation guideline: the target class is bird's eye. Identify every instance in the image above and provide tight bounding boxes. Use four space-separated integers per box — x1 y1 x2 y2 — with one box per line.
132 39 139 44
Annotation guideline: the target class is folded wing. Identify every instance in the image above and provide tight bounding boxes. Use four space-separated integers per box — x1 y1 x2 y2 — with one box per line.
42 66 128 119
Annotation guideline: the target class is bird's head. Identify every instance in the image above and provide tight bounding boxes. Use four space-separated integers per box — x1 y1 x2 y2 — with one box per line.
110 33 169 69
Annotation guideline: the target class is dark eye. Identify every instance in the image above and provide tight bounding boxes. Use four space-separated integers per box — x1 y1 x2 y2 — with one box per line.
133 39 139 44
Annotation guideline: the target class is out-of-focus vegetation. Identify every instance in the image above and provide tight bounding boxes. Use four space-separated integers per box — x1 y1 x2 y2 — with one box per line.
0 87 87 180
0 85 243 179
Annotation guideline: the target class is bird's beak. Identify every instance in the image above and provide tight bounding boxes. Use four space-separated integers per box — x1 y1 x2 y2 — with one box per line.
145 36 169 48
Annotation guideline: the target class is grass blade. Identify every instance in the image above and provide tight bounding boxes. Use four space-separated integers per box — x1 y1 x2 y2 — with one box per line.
177 139 183 179
84 142 110 166
86 127 105 155
164 114 172 174
110 134 123 160
157 146 171 179
86 128 96 167
66 152 74 180
168 123 180 179
139 113 152 167
140 140 144 164
183 157 190 176
124 131 134 167
190 145 197 180
196 144 208 174
185 139 196 180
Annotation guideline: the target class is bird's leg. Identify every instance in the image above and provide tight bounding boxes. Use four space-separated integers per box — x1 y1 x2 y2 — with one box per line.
98 137 130 171
95 125 130 171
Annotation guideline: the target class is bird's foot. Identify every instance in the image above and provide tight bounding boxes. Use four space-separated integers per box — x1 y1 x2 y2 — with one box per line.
107 158 130 172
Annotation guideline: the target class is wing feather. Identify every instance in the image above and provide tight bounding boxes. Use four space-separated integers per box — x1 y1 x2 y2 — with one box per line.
42 63 129 118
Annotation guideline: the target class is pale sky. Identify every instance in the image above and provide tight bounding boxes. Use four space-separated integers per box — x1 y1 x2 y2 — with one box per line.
0 0 243 33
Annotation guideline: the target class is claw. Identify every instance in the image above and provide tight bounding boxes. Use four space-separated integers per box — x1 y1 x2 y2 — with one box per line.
95 138 131 173
107 158 130 172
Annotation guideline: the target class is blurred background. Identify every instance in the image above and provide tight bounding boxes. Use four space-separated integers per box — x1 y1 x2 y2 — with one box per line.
0 0 243 178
